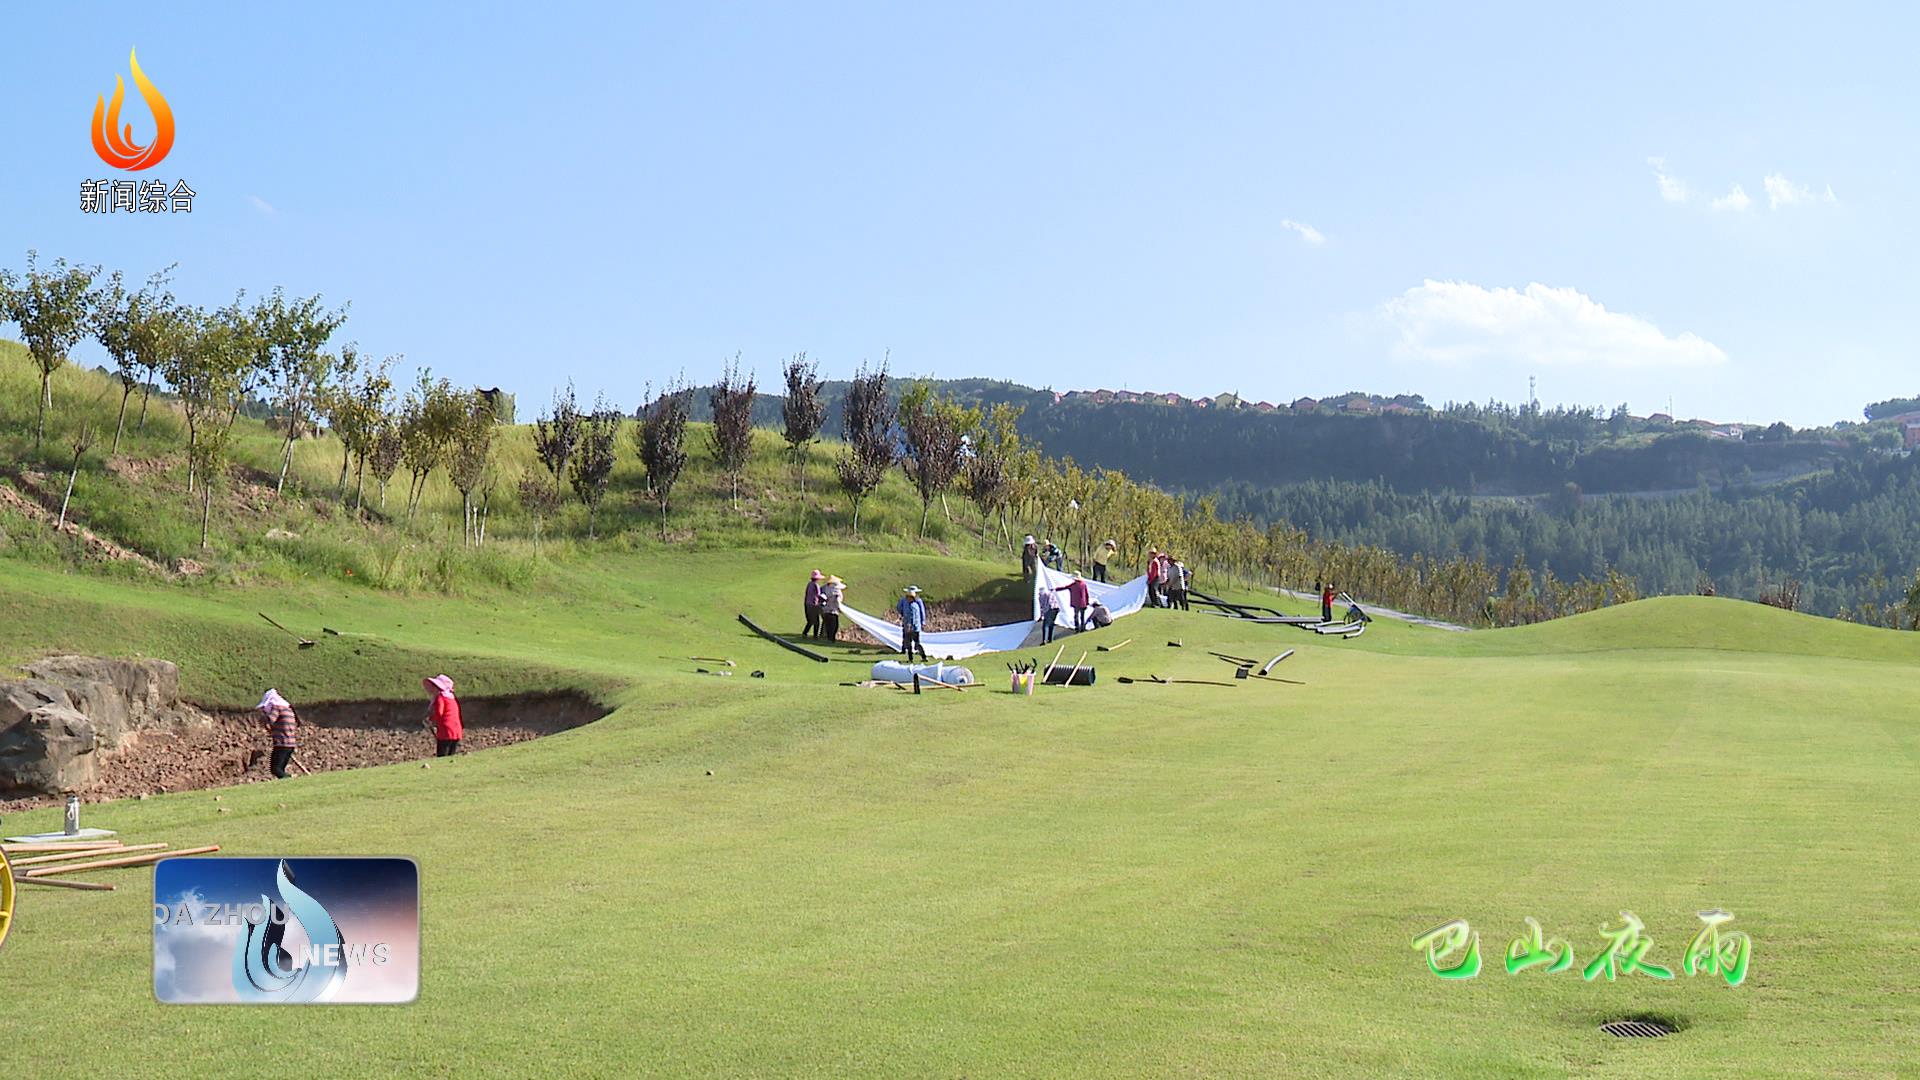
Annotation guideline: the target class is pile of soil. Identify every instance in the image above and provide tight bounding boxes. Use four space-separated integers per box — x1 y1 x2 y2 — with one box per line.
0 691 607 811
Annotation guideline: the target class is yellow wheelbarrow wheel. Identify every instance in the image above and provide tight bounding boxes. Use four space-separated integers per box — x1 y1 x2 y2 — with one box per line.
0 850 15 953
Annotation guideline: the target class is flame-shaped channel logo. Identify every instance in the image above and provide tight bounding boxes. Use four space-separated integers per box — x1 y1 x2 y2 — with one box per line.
231 860 349 1003
92 48 174 171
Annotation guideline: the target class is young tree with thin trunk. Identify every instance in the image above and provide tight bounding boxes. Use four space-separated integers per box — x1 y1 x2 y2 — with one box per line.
323 344 362 493
964 402 1023 548
368 421 404 511
448 390 497 546
399 371 461 522
636 382 691 541
93 267 176 455
707 356 757 509
533 383 582 499
0 251 100 450
163 309 244 546
896 381 969 536
780 352 826 496
262 291 349 495
57 418 96 530
836 359 894 535
517 469 561 551
570 396 621 539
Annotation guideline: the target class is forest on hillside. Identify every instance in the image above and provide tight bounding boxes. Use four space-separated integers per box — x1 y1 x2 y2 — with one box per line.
1210 451 1920 620
685 372 1917 617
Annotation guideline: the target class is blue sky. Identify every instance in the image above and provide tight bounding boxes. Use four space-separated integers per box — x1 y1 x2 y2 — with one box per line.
3 2 1911 426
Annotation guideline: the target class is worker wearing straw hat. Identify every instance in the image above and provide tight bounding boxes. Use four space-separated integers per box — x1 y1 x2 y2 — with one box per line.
896 585 930 663
819 575 846 642
1092 539 1117 583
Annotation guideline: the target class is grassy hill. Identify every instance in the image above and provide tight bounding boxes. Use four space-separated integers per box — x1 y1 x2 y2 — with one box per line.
1 344 1917 1076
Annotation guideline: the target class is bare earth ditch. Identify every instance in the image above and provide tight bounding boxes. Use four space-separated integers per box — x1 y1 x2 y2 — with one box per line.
0 691 608 811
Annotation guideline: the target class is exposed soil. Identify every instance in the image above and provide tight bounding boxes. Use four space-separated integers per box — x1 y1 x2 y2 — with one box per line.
836 600 1033 647
0 691 608 811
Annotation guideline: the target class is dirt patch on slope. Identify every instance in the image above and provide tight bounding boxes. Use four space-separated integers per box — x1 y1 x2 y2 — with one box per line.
0 690 608 811
0 476 167 574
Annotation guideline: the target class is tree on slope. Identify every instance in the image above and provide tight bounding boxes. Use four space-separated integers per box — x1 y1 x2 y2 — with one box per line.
964 402 1023 549
533 383 582 499
571 396 621 539
448 390 497 546
635 381 691 541
707 355 757 509
780 352 826 496
0 250 100 450
262 290 350 494
92 265 176 455
836 359 894 536
896 381 970 536
399 371 462 522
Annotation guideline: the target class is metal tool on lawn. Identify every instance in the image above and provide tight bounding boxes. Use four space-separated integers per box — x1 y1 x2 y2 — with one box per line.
259 612 315 649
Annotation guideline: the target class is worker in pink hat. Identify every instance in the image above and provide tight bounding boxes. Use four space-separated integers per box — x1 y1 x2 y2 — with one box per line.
423 674 463 757
803 569 825 639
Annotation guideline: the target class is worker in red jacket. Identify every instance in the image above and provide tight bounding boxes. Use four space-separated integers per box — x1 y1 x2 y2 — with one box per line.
1145 549 1163 608
423 674 463 757
1053 575 1093 632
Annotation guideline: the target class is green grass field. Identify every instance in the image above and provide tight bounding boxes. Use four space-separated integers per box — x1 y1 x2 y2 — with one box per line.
2 539 1916 1077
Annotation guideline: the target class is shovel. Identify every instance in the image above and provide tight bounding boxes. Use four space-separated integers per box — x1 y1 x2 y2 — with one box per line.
259 613 315 649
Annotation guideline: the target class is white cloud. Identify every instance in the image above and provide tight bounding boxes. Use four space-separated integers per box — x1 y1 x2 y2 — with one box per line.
1280 218 1325 246
1763 173 1837 209
246 195 277 216
1710 184 1752 212
1380 280 1728 370
1647 156 1689 203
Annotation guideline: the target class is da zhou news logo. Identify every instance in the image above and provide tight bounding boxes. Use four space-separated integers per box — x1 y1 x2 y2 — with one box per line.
153 857 419 1004
81 49 196 216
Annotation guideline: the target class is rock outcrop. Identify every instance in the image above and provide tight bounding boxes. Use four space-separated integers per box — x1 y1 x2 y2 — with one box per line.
0 657 208 796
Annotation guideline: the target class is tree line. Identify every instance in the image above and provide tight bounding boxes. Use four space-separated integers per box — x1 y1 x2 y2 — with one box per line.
3 249 1875 629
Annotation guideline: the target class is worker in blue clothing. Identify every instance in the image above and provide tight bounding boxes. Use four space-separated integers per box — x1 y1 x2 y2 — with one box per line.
896 585 930 663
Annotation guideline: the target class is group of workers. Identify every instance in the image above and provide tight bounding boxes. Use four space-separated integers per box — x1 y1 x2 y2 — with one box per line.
1021 536 1122 584
802 570 847 641
1036 574 1113 644
253 675 463 780
1143 549 1192 611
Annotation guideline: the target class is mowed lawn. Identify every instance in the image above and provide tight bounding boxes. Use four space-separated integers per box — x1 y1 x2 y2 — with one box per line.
0 551 1916 1077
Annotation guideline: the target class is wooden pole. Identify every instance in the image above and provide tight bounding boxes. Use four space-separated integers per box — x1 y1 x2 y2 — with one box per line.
10 843 160 868
1097 638 1132 652
17 876 116 891
1064 651 1089 686
26 845 220 877
1 842 122 855
1041 643 1068 683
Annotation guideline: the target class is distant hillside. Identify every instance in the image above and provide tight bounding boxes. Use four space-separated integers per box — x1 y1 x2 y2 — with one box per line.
668 375 1857 497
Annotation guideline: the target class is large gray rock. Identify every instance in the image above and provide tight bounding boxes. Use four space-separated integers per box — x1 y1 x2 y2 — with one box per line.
0 702 97 795
22 656 186 749
0 680 74 728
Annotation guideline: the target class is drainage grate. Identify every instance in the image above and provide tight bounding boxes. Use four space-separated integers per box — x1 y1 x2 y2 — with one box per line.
1600 1019 1674 1039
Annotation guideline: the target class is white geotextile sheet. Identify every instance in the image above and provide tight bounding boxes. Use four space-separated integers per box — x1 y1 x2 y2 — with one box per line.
836 569 1151 660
